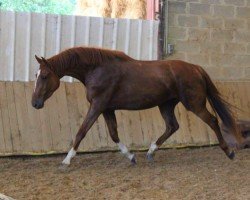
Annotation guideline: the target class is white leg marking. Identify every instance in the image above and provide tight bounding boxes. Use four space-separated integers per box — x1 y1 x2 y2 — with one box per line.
62 148 76 165
147 142 158 155
118 142 134 161
34 69 41 92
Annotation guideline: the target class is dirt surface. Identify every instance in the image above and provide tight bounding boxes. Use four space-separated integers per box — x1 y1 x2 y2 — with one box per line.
0 147 250 200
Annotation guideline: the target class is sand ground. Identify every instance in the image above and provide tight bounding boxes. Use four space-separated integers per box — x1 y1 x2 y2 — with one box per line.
0 147 249 200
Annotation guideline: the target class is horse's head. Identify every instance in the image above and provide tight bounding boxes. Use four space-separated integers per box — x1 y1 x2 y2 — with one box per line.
32 55 60 109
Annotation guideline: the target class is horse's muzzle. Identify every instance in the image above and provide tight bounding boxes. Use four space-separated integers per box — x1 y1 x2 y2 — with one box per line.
32 99 44 109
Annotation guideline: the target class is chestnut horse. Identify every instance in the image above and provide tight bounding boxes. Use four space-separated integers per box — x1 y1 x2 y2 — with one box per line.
32 47 241 166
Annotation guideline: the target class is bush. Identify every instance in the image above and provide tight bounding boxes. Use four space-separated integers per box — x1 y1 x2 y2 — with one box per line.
0 0 76 15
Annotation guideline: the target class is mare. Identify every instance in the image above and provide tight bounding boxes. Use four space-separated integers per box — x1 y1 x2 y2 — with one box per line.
32 47 242 165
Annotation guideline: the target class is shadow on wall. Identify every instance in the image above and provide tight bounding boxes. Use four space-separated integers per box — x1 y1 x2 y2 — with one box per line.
74 0 146 19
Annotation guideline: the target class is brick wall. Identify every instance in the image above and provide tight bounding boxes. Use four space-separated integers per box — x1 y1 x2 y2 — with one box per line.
167 0 250 80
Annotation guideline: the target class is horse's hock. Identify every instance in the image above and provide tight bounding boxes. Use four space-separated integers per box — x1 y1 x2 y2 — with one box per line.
0 0 250 155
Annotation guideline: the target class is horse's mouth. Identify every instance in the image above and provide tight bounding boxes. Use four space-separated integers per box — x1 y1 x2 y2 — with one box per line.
32 99 44 109
34 104 44 109
33 104 44 109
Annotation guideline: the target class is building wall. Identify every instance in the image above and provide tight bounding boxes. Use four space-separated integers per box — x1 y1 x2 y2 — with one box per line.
167 0 250 80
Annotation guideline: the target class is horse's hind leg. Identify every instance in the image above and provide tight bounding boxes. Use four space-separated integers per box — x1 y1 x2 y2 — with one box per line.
147 99 179 161
103 111 136 164
190 107 235 159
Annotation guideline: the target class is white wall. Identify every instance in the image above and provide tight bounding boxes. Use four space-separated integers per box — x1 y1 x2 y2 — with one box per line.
0 11 159 82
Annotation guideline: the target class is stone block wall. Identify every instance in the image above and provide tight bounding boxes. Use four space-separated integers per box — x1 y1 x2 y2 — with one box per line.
167 0 250 80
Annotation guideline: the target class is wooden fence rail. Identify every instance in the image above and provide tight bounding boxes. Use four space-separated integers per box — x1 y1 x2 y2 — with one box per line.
0 81 249 155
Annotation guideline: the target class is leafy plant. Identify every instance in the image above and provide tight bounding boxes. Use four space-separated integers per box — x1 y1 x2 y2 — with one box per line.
0 0 76 15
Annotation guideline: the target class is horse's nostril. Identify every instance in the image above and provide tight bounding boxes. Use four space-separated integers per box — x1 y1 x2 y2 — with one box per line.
32 98 44 109
33 101 41 109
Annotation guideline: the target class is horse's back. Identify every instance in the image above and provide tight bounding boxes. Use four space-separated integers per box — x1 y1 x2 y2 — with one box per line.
163 60 204 80
106 59 207 110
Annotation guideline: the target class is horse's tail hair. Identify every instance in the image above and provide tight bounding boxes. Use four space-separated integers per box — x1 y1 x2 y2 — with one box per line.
201 68 241 142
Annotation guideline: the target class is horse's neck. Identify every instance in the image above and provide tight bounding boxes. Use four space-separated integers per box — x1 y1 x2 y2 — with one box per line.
48 57 68 78
64 67 87 84
49 54 79 79
51 56 92 84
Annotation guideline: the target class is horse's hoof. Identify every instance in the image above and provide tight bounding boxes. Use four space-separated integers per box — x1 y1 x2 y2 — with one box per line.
130 155 137 165
227 151 235 160
146 153 154 162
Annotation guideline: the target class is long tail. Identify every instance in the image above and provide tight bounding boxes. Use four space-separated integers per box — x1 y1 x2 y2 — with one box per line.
201 68 241 142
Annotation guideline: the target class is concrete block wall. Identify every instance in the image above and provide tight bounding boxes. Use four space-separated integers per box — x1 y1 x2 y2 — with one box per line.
167 0 250 80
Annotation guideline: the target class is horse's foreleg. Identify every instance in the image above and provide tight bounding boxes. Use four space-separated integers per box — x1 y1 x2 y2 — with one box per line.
62 103 101 166
103 111 136 164
147 100 179 161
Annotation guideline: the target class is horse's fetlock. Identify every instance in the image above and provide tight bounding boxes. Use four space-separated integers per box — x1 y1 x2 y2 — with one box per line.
220 143 229 151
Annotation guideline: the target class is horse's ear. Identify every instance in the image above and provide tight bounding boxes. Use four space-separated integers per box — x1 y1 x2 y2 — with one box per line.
41 57 52 70
35 55 42 64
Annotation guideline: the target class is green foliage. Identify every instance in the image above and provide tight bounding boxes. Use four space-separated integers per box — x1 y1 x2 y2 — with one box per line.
0 0 76 15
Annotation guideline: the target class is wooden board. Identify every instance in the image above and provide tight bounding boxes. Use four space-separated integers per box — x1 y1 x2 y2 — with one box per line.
13 83 31 152
24 82 44 152
0 81 249 155
0 82 8 153
5 82 21 152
